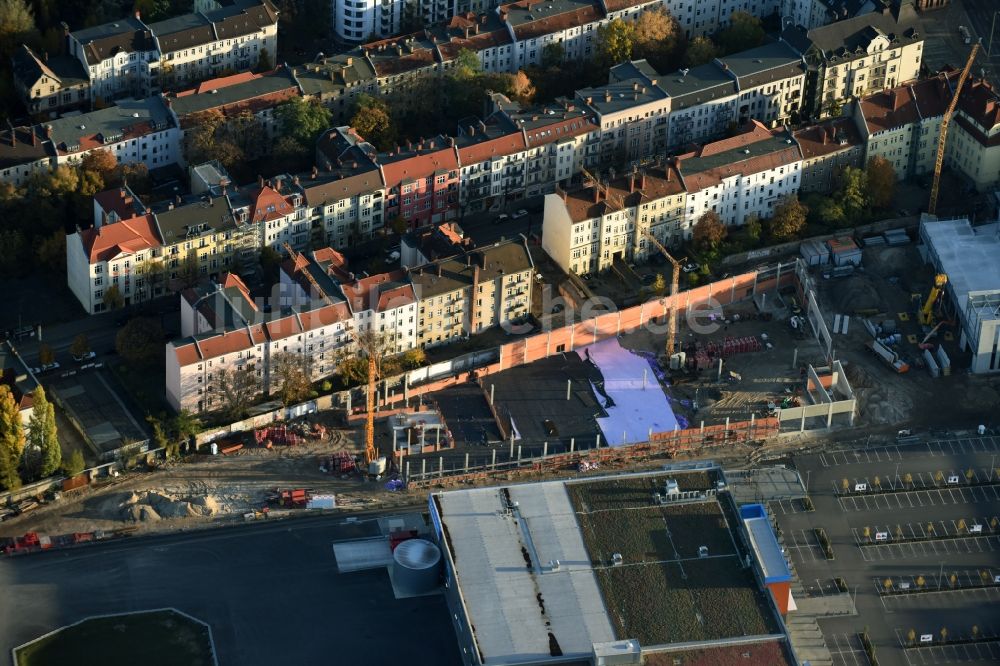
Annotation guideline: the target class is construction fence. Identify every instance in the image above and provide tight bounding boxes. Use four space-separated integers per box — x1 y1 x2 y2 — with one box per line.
403 416 779 489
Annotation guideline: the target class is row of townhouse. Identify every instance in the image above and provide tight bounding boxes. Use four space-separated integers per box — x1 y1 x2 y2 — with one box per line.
542 120 805 274
166 238 532 412
66 174 306 314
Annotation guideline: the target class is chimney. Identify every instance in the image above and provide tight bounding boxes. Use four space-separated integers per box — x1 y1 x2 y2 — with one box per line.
42 50 48 63
449 136 455 147
605 91 611 103
31 129 37 146
311 165 318 179
821 127 827 144
258 174 264 189
586 96 592 105
629 171 636 192
346 56 353 66
275 176 283 191
175 194 182 205
468 126 475 136
666 166 672 182
593 187 601 203
437 263 443 277
429 139 435 149
639 173 646 189
293 175 300 186
135 10 141 20
44 124 52 139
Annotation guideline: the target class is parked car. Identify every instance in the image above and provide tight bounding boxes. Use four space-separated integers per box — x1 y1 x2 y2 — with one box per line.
73 351 96 362
30 362 60 374
494 213 509 225
681 262 701 274
512 209 529 219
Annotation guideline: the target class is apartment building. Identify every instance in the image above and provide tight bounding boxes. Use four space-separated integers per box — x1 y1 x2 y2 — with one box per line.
948 77 1000 192
311 127 387 245
409 238 534 346
379 137 461 228
0 126 51 187
718 42 806 127
542 164 685 274
781 1 923 118
792 118 864 192
334 0 461 45
66 0 278 103
507 97 601 193
231 176 308 251
678 121 803 230
455 115 529 211
11 45 90 115
66 212 163 314
579 63 671 163
665 0 782 38
542 122 803 274
167 68 301 162
292 54 379 124
658 63 739 148
854 73 952 180
789 0 882 31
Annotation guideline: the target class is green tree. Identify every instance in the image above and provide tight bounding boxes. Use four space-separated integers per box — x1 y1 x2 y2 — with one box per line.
103 283 125 310
0 0 35 55
115 317 164 366
271 135 309 173
133 0 171 22
825 99 843 118
745 213 762 242
865 155 896 209
79 149 117 183
837 166 868 221
542 42 565 68
27 386 59 477
653 273 667 294
596 18 634 68
0 385 24 490
337 354 368 386
813 195 848 229
35 230 65 274
684 36 718 67
69 334 90 359
257 47 272 71
215 365 261 418
0 229 25 277
147 415 169 454
350 94 397 151
717 11 765 55
61 449 84 477
693 210 727 250
170 410 201 446
276 97 332 150
768 195 808 241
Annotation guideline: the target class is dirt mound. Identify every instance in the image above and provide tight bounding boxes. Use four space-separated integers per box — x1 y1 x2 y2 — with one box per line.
836 277 881 313
124 504 161 522
869 247 909 277
191 495 221 516
117 491 227 521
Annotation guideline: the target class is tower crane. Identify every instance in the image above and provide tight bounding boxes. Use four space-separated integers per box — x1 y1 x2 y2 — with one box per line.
351 329 387 469
644 231 682 357
580 166 624 209
928 42 980 215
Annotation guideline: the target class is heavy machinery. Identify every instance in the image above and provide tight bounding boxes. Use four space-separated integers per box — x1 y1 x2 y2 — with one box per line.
928 42 980 215
919 274 948 326
644 232 682 356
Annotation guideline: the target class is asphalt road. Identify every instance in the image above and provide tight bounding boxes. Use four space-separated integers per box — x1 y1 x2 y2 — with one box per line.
774 437 1000 666
0 513 461 666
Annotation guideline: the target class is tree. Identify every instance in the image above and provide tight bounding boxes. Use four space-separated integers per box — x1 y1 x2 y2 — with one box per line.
745 214 762 243
178 252 201 288
336 354 368 386
115 317 164 366
276 97 332 150
864 156 896 209
596 18 634 67
633 8 679 70
271 135 309 173
717 11 765 55
907 629 916 646
768 195 808 241
882 577 891 592
38 343 54 366
69 335 90 359
183 110 246 170
133 0 171 23
103 284 125 310
0 0 35 54
841 478 849 493
940 627 948 643
510 71 536 105
813 195 848 229
271 352 311 405
904 472 913 486
36 230 65 274
0 229 26 277
542 42 565 68
171 410 201 445
399 348 426 370
653 273 667 294
79 149 117 183
0 385 24 490
26 386 59 477
61 448 84 477
147 415 171 456
825 99 843 118
215 365 262 418
259 244 282 285
873 475 881 488
350 95 397 151
916 575 925 588
693 210 727 250
684 36 718 67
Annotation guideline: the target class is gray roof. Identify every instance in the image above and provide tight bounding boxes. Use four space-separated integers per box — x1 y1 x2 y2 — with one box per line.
717 42 805 91
434 482 616 665
410 238 533 299
296 167 384 207
782 3 920 61
502 0 597 29
152 193 236 245
577 77 668 116
11 46 88 89
656 62 736 111
0 127 49 169
608 59 660 84
680 129 802 178
44 97 174 154
292 52 377 98
168 69 299 117
70 16 155 65
149 13 215 51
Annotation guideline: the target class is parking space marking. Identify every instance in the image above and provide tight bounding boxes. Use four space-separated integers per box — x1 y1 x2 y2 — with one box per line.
903 639 1000 665
827 632 873 666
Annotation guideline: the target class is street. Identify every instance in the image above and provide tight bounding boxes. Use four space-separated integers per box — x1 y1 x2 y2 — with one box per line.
921 0 1000 87
0 512 461 666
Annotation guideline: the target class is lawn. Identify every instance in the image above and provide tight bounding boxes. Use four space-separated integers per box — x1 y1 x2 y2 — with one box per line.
15 610 214 666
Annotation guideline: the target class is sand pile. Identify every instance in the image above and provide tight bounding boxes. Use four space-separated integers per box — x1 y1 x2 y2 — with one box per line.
120 491 224 522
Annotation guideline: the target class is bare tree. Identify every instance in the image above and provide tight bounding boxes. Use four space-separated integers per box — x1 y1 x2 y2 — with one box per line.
215 365 262 419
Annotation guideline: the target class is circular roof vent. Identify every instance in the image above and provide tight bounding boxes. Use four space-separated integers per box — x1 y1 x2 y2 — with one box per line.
393 538 441 570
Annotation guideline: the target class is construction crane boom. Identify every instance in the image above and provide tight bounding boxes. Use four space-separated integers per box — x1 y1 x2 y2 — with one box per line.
644 232 681 357
350 329 384 469
928 42 980 215
580 166 624 209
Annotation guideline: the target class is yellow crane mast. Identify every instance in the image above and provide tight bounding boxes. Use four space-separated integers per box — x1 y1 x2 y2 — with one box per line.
928 42 980 215
644 232 682 357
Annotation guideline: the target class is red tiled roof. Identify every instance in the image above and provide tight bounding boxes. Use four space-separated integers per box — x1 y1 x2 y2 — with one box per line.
297 303 352 331
94 187 142 222
177 71 259 97
793 119 864 160
381 147 459 185
859 85 920 134
510 6 601 41
174 325 266 367
957 78 1000 132
457 131 527 163
78 214 161 264
910 72 958 121
679 148 802 191
699 120 773 157
523 115 596 147
250 185 293 223
343 270 413 313
265 313 303 339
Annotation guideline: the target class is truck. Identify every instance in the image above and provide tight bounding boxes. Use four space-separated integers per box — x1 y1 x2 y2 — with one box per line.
866 339 910 373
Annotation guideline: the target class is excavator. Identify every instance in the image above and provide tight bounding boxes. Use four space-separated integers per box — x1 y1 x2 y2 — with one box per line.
919 274 948 327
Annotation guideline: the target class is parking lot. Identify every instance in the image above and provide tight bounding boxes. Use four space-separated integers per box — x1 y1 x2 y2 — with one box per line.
771 436 1000 666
